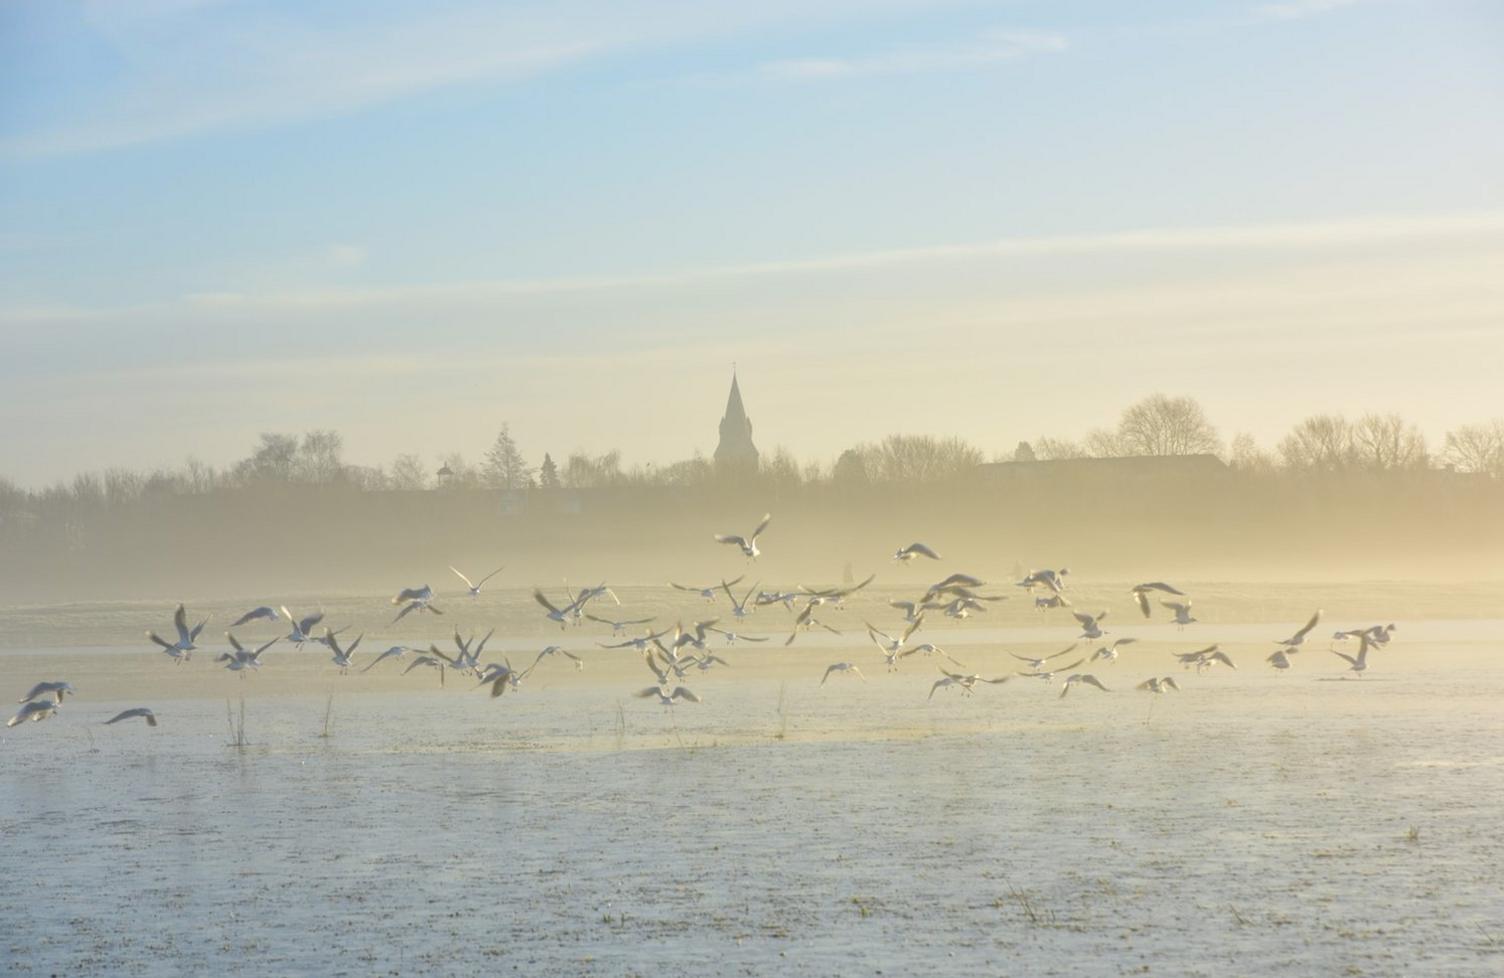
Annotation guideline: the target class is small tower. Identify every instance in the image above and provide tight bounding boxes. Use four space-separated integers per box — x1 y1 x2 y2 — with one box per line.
714 371 759 473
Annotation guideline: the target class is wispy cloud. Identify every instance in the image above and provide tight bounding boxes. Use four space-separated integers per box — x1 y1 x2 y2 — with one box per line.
760 29 1066 81
0 0 983 159
1254 0 1374 22
149 210 1504 313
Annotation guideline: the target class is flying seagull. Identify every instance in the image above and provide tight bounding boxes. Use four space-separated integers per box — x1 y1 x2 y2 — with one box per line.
893 542 942 562
230 606 281 628
104 708 158 727
451 564 505 597
1276 610 1323 649
715 513 771 559
18 681 76 705
1130 582 1185 618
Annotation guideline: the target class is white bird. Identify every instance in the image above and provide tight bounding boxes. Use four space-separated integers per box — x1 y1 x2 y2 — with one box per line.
18 681 76 705
1332 633 1375 677
1197 649 1237 672
1131 582 1185 618
1173 645 1222 669
219 634 277 675
715 513 771 559
104 708 158 727
720 578 760 620
905 643 966 668
598 626 674 652
928 668 1010 700
147 604 207 656
1011 644 1079 671
673 576 744 602
587 613 657 635
820 662 866 686
1161 601 1197 629
533 588 588 629
280 607 326 647
705 626 768 646
451 564 504 597
7 699 60 727
1059 674 1110 698
1017 658 1086 684
230 606 281 627
893 542 942 562
1074 610 1109 640
635 685 701 706
391 584 433 605
391 597 443 625
403 655 447 686
361 646 412 673
478 658 533 697
533 645 584 671
1091 638 1137 663
1275 610 1322 648
327 630 363 674
1016 568 1069 593
867 617 923 657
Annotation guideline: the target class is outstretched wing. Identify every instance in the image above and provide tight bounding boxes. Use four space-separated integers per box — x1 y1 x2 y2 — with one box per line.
450 566 476 589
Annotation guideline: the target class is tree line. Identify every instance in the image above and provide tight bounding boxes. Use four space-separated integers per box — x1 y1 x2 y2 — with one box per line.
2 395 1501 523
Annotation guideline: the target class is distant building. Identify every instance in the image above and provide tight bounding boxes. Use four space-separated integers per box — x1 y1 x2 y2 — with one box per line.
714 371 760 473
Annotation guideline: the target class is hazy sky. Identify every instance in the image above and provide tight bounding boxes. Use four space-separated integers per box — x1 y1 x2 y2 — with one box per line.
2 0 1502 486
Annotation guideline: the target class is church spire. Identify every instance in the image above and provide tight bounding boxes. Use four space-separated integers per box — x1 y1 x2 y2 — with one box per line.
714 369 759 472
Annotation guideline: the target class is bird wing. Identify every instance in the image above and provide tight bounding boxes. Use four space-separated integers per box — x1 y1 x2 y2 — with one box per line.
146 631 176 652
450 566 475 589
254 636 280 657
1332 650 1358 668
1082 675 1109 691
1135 591 1151 618
910 543 942 559
533 589 562 614
751 514 772 541
1047 643 1080 661
225 633 246 654
172 603 190 644
671 686 701 703
390 603 418 624
300 611 325 634
1294 609 1322 641
1210 650 1236 670
715 534 748 549
1072 611 1094 628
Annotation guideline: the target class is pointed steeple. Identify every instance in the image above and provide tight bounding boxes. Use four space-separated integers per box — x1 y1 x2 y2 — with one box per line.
714 369 759 472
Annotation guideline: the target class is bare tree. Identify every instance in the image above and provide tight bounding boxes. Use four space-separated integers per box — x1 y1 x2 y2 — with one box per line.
1351 414 1427 472
296 430 345 484
1227 432 1276 474
1443 420 1504 477
390 454 429 490
238 433 300 482
1115 394 1221 456
1279 414 1356 472
1032 437 1086 460
562 450 622 488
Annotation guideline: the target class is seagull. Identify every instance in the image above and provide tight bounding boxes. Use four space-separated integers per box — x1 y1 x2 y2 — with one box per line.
715 513 771 559
922 573 985 603
635 685 701 706
893 542 942 563
820 662 866 686
1161 601 1197 629
450 564 504 597
1275 610 1322 649
1017 658 1086 684
1059 674 1110 698
1173 645 1222 669
280 607 326 647
785 605 842 646
1034 594 1072 611
1091 638 1137 663
1334 624 1396 648
391 584 433 605
7 699 60 727
403 655 447 686
391 597 443 625
327 630 363 674
889 600 924 623
705 626 768 646
147 604 207 656
905 643 966 668
1016 568 1069 593
1266 649 1294 671
533 588 584 629
1074 610 1109 640
219 634 277 675
1197 649 1237 672
800 573 877 608
1137 676 1181 694
1131 582 1185 618
867 617 923 657
928 668 1010 700
361 646 412 673
689 651 732 672
1011 644 1079 671
533 645 584 671
1332 633 1375 677
104 708 158 727
18 681 76 705
478 658 533 696
720 578 760 620
586 613 657 635
673 576 744 602
230 606 281 628
598 626 674 652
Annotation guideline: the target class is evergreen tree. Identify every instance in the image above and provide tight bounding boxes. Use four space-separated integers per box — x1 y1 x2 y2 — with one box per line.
539 453 560 489
483 424 532 489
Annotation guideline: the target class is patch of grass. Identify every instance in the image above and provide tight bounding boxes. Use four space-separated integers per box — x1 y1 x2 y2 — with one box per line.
225 697 247 748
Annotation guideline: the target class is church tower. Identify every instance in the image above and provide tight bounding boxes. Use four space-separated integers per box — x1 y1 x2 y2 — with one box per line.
714 371 759 472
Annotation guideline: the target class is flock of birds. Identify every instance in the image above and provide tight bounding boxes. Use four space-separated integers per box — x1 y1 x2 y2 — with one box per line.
7 512 1401 731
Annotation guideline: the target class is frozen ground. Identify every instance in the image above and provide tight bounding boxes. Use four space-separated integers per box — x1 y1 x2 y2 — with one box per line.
1 586 1501 976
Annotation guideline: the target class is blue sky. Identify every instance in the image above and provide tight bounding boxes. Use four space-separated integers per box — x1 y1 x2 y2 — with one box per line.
2 0 1502 484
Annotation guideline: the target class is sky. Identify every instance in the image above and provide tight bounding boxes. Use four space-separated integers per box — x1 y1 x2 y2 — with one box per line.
1 0 1502 486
